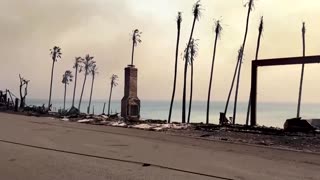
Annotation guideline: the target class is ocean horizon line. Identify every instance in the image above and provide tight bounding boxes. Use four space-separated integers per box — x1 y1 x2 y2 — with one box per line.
26 98 320 105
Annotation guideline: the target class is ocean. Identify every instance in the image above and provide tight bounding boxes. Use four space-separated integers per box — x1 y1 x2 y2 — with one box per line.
26 99 320 128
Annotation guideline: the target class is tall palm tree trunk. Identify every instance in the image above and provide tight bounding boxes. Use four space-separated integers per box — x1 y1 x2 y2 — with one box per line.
232 1 253 124
131 41 135 66
63 83 67 110
187 60 194 124
297 22 306 118
48 61 55 109
246 17 263 125
78 73 87 111
108 85 113 116
19 83 24 108
72 66 78 108
87 74 95 114
224 60 240 116
182 17 196 123
168 21 181 123
206 32 219 124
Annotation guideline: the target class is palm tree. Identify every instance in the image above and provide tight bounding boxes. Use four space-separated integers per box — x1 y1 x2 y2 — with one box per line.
131 29 142 66
62 70 73 110
297 22 306 118
182 0 201 123
168 12 182 123
223 50 240 118
108 74 119 116
87 64 98 114
187 39 199 124
206 20 222 124
78 54 95 111
232 0 255 123
246 16 263 125
71 57 83 108
48 46 62 109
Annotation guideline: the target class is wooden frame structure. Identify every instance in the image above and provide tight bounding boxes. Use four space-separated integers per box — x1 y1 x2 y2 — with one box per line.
250 55 320 126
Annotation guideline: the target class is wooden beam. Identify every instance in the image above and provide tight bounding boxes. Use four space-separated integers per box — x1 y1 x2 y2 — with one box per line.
250 55 320 127
250 62 258 126
254 55 320 67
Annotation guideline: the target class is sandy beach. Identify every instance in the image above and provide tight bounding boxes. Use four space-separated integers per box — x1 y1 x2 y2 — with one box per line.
0 112 319 180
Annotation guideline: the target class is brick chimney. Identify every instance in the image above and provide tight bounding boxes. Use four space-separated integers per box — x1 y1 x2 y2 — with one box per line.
121 65 140 119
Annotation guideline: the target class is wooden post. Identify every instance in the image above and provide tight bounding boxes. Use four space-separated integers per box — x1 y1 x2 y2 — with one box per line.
7 98 10 109
250 61 257 126
102 102 106 115
14 98 19 112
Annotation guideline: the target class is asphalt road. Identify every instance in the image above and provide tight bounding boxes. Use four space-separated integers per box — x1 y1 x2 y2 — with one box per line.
0 112 319 180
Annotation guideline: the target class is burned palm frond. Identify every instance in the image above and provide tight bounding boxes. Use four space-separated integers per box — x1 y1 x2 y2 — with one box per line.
62 70 73 85
111 74 119 87
189 39 199 63
182 39 199 65
193 0 202 21
82 54 95 75
108 74 119 116
74 57 84 71
130 29 142 65
132 29 142 46
237 46 244 63
90 63 98 77
244 0 255 11
177 12 182 29
214 19 223 38
183 43 191 64
302 22 306 36
50 46 62 62
259 16 264 35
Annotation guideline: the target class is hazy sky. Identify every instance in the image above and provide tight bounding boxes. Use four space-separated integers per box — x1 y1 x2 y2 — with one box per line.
1 0 320 104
